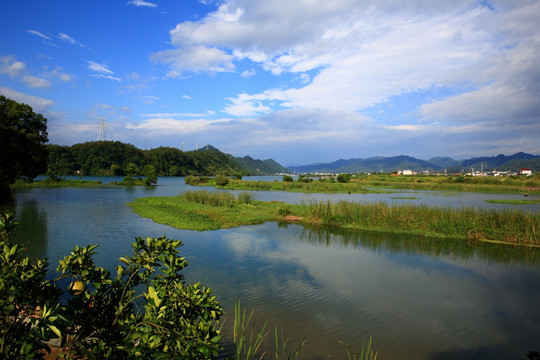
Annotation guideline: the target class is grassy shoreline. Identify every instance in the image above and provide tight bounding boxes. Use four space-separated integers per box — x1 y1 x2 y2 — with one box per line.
128 191 539 246
188 174 540 194
11 177 154 188
11 178 104 188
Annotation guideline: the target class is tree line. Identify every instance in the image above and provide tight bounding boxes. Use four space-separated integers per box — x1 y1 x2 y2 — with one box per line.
2 95 285 199
47 141 249 178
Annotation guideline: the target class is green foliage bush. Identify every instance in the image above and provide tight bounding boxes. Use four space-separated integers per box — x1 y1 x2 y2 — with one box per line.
282 175 293 182
297 175 312 183
0 213 63 359
0 211 223 359
216 175 230 186
337 174 352 183
185 175 210 185
122 175 135 184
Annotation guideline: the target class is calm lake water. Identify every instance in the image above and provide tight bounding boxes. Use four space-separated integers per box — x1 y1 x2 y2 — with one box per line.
2 177 540 359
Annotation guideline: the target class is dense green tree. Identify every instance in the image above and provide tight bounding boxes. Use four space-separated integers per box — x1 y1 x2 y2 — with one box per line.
337 173 352 183
47 145 75 178
125 162 139 178
70 141 146 176
110 163 122 176
142 164 157 185
0 96 49 199
145 147 194 176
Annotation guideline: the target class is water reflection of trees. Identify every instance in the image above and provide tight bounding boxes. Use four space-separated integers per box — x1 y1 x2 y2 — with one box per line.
13 200 48 259
288 223 540 266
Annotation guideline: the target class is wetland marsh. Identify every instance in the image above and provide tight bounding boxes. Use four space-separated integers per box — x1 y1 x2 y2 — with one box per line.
3 176 540 359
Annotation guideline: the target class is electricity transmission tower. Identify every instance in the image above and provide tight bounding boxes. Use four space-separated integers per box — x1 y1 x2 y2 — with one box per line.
98 117 106 141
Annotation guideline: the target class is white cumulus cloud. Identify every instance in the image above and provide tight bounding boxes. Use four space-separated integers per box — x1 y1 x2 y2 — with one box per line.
0 55 51 89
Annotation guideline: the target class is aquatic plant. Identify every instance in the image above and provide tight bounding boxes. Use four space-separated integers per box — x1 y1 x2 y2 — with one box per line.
232 302 305 360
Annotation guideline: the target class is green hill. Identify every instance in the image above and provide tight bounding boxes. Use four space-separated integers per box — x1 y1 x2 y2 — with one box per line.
234 156 290 175
46 141 287 177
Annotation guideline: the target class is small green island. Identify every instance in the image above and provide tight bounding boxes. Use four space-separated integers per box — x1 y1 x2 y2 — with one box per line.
128 190 539 247
485 199 540 205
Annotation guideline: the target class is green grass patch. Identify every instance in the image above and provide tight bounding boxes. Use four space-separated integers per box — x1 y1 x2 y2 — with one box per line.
192 178 396 194
128 191 300 231
485 199 540 205
390 196 419 200
130 190 540 246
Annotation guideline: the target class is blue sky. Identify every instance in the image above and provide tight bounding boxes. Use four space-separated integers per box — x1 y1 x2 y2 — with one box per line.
1 0 539 166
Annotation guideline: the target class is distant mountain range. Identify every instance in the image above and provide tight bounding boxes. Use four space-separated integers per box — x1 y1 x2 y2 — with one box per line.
287 152 540 174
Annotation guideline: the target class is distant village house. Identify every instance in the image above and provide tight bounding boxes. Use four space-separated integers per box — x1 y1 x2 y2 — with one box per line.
397 169 413 175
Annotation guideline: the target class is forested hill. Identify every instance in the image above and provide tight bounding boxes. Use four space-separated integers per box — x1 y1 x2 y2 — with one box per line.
195 145 289 174
46 141 287 177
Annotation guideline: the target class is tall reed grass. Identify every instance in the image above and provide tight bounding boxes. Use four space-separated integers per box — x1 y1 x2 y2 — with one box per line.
233 302 268 360
231 302 307 360
231 303 379 360
181 190 254 207
341 337 378 360
303 200 539 245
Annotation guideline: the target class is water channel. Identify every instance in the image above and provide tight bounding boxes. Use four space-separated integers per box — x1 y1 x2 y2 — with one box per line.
2 177 540 359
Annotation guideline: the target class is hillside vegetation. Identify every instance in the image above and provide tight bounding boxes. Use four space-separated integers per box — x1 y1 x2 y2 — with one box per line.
46 141 287 177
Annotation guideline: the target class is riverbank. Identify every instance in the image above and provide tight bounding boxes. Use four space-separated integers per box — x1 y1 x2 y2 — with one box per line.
128 190 539 246
187 173 540 194
11 177 154 188
11 178 104 187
